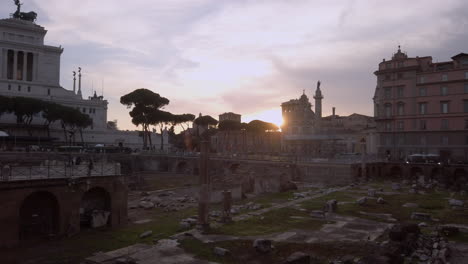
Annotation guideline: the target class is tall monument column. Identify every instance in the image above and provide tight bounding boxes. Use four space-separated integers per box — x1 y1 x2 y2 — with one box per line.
313 80 323 119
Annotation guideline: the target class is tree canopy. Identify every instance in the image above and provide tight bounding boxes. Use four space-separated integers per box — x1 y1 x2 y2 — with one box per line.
194 115 218 127
0 95 93 141
120 88 170 148
218 120 244 131
245 120 279 133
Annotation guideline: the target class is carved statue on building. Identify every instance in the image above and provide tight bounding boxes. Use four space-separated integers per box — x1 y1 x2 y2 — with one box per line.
12 0 37 22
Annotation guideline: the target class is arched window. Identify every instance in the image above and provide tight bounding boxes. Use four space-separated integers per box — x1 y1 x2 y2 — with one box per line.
384 103 392 117
397 102 405 116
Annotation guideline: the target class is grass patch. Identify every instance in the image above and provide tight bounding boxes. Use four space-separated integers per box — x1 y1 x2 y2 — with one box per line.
300 191 356 211
211 207 326 236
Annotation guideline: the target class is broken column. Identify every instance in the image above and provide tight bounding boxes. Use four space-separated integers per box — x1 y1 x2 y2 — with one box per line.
221 190 232 223
197 141 211 232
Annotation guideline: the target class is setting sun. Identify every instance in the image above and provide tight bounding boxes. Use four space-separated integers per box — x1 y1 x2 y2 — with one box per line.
242 108 283 129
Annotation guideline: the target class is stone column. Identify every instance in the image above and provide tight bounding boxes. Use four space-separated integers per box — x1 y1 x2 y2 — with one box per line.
1 49 6 79
22 51 27 81
13 50 17 80
197 141 211 232
33 53 38 81
221 190 232 223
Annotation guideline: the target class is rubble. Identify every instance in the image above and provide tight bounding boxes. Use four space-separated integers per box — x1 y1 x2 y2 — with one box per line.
410 212 432 221
356 197 367 206
213 246 231 256
253 239 272 253
283 251 310 264
139 230 152 239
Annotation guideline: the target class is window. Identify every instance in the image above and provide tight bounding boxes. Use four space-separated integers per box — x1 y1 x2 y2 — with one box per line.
465 119 468 129
441 136 449 145
385 74 391 81
397 135 405 145
442 74 448 81
18 85 21 91
47 88 50 95
397 73 403 79
465 83 468 93
384 87 392 99
441 119 449 130
397 87 404 98
385 135 392 146
419 76 425 84
385 104 392 117
419 102 427 115
82 108 86 113
420 136 426 145
397 61 403 68
465 72 468 79
419 87 427 96
420 120 427 130
386 63 391 69
440 101 449 114
27 86 31 92
440 86 448 96
464 100 468 113
397 103 405 115
385 122 392 131
397 121 404 131
8 84 11 90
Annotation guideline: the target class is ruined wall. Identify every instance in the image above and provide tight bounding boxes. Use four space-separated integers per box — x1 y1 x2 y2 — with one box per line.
297 163 354 186
0 176 127 248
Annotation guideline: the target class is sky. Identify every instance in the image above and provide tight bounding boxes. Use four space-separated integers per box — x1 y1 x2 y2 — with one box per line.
1 0 467 130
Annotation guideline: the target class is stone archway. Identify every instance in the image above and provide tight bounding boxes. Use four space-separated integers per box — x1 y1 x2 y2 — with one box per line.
390 166 403 179
410 167 423 180
80 187 111 229
453 169 468 191
19 191 60 241
430 167 442 183
176 161 188 174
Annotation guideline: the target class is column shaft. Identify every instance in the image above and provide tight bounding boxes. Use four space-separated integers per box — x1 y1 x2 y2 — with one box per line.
13 50 17 80
22 51 27 81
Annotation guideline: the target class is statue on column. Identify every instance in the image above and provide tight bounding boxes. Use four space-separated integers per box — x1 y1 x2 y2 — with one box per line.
317 80 321 90
12 0 37 22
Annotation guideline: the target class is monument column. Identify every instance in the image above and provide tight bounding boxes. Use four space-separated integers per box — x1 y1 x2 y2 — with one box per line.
33 53 39 81
1 49 6 79
22 51 27 81
13 50 17 80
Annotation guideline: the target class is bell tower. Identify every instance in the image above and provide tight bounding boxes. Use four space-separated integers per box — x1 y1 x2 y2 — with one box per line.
313 80 323 120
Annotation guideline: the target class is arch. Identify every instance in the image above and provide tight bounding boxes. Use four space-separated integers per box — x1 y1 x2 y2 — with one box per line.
453 169 467 191
80 187 111 229
19 191 59 241
193 167 199 175
175 161 188 174
389 166 403 178
430 167 442 182
410 167 423 180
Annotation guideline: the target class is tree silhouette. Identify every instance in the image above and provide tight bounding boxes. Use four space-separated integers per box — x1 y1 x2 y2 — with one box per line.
120 89 169 149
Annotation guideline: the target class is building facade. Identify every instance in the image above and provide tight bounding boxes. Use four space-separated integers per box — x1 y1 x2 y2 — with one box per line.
373 47 468 162
0 8 167 149
281 82 376 157
219 112 241 123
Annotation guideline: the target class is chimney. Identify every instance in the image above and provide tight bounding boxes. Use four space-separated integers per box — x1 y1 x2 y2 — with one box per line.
332 107 336 117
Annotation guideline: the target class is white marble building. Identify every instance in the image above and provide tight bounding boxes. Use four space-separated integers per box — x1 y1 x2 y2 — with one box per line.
0 15 167 149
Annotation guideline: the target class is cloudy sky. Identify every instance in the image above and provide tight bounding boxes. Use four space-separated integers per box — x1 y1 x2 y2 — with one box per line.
1 0 467 129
